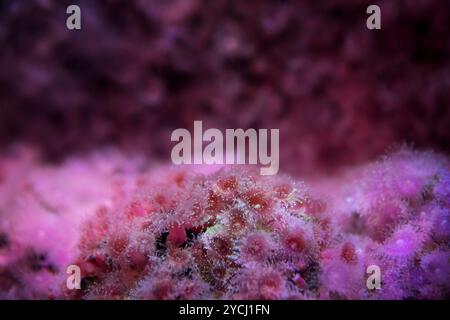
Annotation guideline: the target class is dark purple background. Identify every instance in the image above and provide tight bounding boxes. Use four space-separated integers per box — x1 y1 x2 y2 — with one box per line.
0 0 449 176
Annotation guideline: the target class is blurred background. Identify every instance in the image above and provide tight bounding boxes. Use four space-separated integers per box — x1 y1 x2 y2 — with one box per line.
0 0 449 177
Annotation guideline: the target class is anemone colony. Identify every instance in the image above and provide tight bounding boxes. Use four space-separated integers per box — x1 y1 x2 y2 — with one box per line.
0 0 449 301
0 148 448 299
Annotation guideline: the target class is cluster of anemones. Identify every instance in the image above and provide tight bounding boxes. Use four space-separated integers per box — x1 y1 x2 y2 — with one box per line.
0 148 449 299
66 166 325 299
66 150 449 300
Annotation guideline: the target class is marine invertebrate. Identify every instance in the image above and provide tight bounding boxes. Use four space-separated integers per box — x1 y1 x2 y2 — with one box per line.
0 148 448 300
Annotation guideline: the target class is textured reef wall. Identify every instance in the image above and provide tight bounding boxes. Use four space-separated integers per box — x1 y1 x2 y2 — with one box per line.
1 0 449 177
